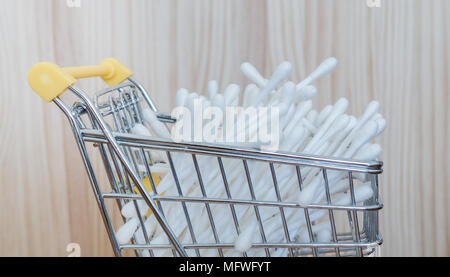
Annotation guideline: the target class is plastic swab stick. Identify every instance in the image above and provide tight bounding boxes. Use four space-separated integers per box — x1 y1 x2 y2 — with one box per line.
306 110 319 126
212 94 226 112
208 80 219 101
304 98 349 153
302 118 318 134
280 104 296 130
343 120 379 159
224 84 240 106
185 92 199 113
280 127 305 152
284 101 312 135
142 109 171 139
308 114 349 154
134 216 158 257
317 105 333 126
326 116 357 157
131 123 163 161
280 81 297 105
334 101 380 156
243 84 258 108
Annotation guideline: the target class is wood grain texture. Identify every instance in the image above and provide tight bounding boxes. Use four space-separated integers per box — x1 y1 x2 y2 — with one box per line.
0 0 448 256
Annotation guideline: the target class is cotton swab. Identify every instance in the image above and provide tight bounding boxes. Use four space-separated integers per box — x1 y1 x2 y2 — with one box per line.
342 120 379 159
316 228 332 242
121 200 149 219
295 85 318 102
240 62 267 88
175 88 189 107
303 98 349 154
132 123 152 137
234 223 256 253
254 61 293 106
114 57 385 258
134 216 158 256
280 81 297 105
302 118 318 134
375 117 387 135
142 108 171 139
131 123 164 162
297 57 338 89
207 80 219 100
116 217 140 244
307 114 350 154
317 105 333 126
212 94 226 112
283 100 312 134
333 183 374 206
242 84 258 108
354 143 382 161
224 84 240 106
334 101 380 157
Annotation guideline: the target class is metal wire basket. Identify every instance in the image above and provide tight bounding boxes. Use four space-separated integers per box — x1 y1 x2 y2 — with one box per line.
29 59 383 257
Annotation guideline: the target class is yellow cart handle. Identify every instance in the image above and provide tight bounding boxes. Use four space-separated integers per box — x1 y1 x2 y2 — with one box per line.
28 58 133 102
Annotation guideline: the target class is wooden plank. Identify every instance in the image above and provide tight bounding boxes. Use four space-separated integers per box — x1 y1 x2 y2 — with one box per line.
0 0 448 256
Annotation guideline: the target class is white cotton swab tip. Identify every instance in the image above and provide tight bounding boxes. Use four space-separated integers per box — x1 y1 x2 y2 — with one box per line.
175 88 189 107
354 143 382 161
240 62 267 88
316 227 332 242
132 123 151 137
334 184 374 206
121 200 149 219
234 224 256 253
116 217 139 244
255 61 293 106
296 85 318 102
297 57 338 89
376 118 387 135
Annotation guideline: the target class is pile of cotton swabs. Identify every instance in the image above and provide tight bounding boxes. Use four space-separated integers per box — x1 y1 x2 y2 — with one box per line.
115 57 386 257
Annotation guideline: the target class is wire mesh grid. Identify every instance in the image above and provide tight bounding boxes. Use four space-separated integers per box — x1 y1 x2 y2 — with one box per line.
56 78 382 257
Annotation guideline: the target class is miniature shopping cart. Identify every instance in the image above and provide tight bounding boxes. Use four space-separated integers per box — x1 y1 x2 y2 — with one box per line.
28 58 383 257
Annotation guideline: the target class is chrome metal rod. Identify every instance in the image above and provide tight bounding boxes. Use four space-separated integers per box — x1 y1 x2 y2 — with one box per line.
101 193 383 211
80 129 383 174
53 97 122 257
68 86 187 257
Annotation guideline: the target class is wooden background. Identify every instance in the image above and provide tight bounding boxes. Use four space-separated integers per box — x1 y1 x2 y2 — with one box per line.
0 0 448 256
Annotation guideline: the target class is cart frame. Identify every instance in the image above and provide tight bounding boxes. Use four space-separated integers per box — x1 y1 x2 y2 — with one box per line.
28 59 383 257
